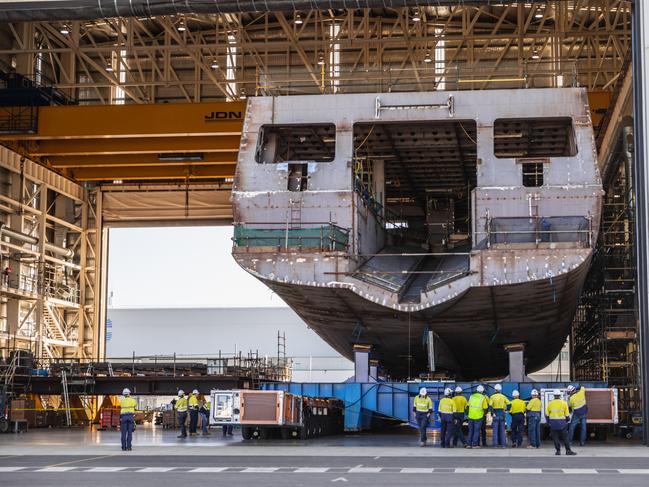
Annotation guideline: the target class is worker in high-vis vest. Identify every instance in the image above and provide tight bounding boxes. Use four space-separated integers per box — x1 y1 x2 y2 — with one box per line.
451 386 467 447
413 387 433 447
489 383 510 448
526 389 542 448
509 390 526 448
188 389 200 436
567 384 588 447
545 390 576 456
119 388 137 451
174 389 189 439
467 385 489 448
438 388 456 448
200 395 211 436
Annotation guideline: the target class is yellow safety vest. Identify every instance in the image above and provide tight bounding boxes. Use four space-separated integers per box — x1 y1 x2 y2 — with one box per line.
175 396 188 412
189 395 199 408
468 393 487 420
489 393 510 410
438 397 456 414
453 395 467 413
120 396 137 414
413 395 433 413
569 388 587 411
526 397 542 413
546 399 569 419
509 398 526 414
204 400 211 411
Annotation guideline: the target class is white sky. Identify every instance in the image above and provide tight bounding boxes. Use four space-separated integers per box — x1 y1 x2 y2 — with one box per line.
107 226 287 308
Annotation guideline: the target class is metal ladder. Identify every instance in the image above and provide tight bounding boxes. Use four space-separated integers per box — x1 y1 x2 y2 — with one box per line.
61 370 72 427
289 199 302 230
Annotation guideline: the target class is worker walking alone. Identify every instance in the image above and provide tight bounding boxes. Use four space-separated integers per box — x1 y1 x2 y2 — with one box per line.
119 388 137 451
489 384 510 448
567 384 588 447
546 389 577 456
451 386 467 447
189 389 200 436
509 390 526 448
200 394 211 436
438 388 456 448
174 389 188 439
413 387 433 447
526 389 542 448
467 385 488 449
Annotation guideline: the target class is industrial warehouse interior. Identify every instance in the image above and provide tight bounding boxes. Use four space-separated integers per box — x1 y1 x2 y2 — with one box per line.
0 1 648 486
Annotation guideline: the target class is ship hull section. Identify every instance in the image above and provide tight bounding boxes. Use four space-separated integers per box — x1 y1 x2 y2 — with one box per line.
259 259 590 379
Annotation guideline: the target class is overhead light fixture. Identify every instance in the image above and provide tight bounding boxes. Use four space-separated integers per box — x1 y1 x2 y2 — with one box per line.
239 89 247 100
412 9 421 22
60 25 70 35
105 63 114 73
177 19 186 32
112 180 123 184
158 153 204 162
210 59 219 69
535 10 544 19
317 52 325 65
294 12 303 25
424 51 433 63
531 49 540 60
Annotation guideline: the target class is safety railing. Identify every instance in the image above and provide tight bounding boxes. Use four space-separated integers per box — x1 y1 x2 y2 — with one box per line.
480 215 592 248
233 223 350 252
43 266 80 304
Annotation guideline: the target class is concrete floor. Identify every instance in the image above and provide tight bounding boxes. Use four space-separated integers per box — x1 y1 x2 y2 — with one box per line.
0 425 647 486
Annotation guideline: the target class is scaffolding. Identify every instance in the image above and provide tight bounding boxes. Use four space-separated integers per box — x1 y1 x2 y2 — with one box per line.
572 126 640 425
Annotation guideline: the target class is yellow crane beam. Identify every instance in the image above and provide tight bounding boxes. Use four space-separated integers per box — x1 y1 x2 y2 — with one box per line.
65 164 235 181
30 135 241 156
0 101 246 140
48 153 237 168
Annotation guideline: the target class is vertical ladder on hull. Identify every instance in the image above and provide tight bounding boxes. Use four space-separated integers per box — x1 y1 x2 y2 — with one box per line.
289 199 302 230
61 370 72 427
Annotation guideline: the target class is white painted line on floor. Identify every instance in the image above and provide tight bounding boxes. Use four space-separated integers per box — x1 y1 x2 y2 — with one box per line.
455 468 488 474
0 467 25 472
294 467 330 473
562 469 599 474
241 467 279 473
400 468 435 473
618 469 649 475
189 467 229 473
509 469 544 474
35 467 77 472
85 467 128 473
136 467 174 473
349 467 382 473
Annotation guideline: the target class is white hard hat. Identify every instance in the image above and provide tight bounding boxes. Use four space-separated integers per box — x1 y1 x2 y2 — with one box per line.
454 386 462 393
192 389 199 395
531 389 539 396
494 384 502 391
477 385 485 393
178 389 185 396
567 385 576 393
512 390 520 397
553 389 562 396
122 388 131 396
419 387 427 396
444 388 452 396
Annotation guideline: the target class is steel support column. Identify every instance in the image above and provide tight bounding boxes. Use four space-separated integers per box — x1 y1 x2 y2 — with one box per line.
632 1 649 447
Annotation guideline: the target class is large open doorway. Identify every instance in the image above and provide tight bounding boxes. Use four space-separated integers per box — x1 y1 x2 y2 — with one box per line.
352 120 477 302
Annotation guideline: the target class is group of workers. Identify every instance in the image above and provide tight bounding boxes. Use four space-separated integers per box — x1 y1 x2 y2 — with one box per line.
173 389 232 439
413 384 588 456
117 388 232 451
